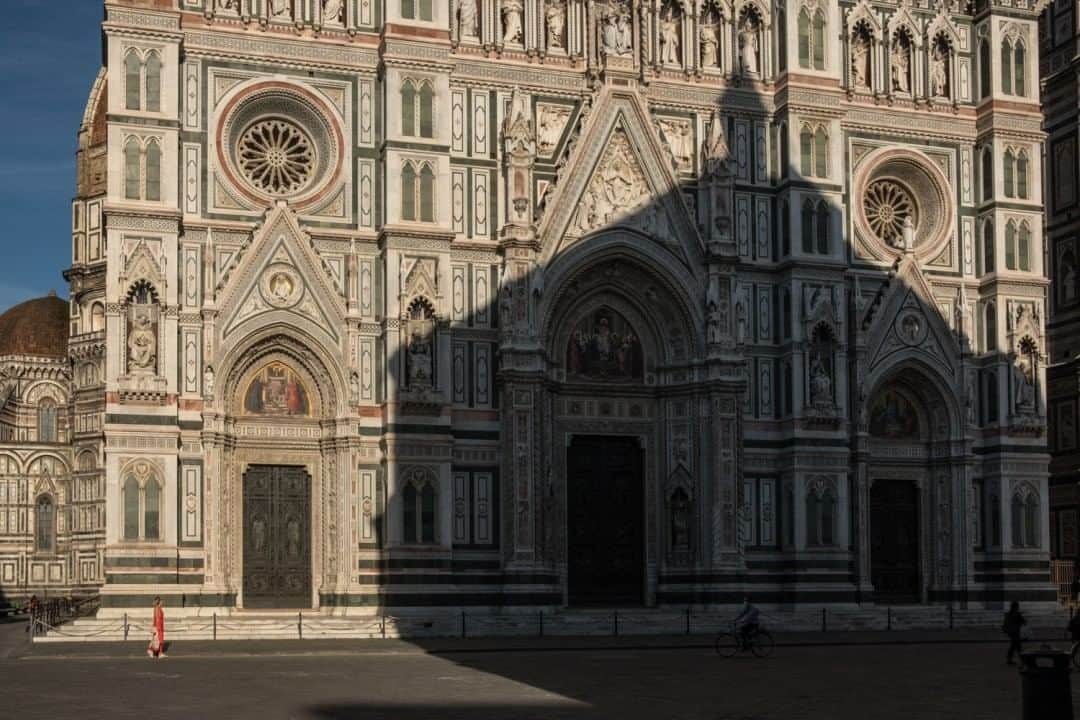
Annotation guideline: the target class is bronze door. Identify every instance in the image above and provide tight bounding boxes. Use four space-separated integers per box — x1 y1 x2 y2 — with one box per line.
243 466 312 609
567 436 645 606
870 480 920 603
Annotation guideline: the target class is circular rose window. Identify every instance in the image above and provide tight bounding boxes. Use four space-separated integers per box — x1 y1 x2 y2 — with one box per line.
864 179 919 249
238 119 316 195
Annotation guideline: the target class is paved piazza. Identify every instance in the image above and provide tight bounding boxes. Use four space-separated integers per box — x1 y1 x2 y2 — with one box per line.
3 624 1075 719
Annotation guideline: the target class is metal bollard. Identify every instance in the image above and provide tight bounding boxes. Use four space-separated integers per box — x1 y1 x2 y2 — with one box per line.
298 612 303 640
686 607 691 635
821 607 827 633
461 611 467 639
1020 651 1073 720
123 612 129 641
887 607 892 631
538 610 544 638
380 614 386 640
213 613 217 641
614 610 619 637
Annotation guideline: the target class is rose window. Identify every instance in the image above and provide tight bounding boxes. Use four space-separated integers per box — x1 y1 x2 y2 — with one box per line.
863 179 919 248
237 119 316 195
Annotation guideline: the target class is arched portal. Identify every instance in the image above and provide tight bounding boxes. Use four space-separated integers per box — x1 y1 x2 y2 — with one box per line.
209 329 347 610
865 363 961 604
537 233 705 607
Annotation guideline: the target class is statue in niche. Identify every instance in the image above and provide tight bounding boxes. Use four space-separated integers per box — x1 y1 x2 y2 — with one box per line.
707 302 723 344
407 326 434 388
502 0 523 44
702 109 732 178
350 371 360 404
322 0 343 24
546 1 566 49
268 0 291 18
891 36 911 93
700 21 719 68
659 6 681 65
1014 354 1036 411
128 314 157 372
220 0 242 15
457 0 478 38
203 364 215 397
809 354 833 406
601 4 633 57
930 42 949 98
670 488 691 551
1066 261 1078 303
738 15 759 75
851 31 870 89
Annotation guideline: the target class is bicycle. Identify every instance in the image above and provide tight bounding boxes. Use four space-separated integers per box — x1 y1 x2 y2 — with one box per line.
715 622 775 658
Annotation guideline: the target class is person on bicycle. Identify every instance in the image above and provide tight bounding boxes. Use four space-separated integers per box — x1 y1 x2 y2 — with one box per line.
734 596 760 645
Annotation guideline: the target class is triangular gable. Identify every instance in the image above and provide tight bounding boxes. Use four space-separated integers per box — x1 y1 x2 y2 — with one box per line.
537 88 703 276
216 202 346 345
866 257 961 379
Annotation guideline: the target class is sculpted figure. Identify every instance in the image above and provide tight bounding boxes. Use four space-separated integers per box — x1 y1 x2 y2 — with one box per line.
269 0 291 18
458 0 478 37
891 41 910 92
128 314 157 372
810 355 832 405
931 45 949 98
660 9 681 65
739 18 758 74
851 37 869 88
702 109 732 178
546 1 566 48
322 0 343 24
700 23 719 67
502 0 523 44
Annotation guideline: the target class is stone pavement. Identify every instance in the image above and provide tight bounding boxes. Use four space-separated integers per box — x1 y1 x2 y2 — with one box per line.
3 617 1079 719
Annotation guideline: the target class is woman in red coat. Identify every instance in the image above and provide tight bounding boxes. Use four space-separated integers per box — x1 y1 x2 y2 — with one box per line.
147 597 166 658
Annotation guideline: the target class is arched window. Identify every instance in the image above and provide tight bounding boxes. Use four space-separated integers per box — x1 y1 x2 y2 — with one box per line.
1001 39 1013 95
1014 42 1026 97
38 399 58 443
985 303 998 353
419 82 434 139
90 303 105 333
144 478 161 541
35 495 55 552
402 473 437 544
419 163 436 222
1017 151 1029 200
123 476 140 541
125 51 142 111
1005 221 1017 270
145 140 161 202
806 482 836 547
401 162 417 221
122 469 163 542
811 10 826 70
982 220 995 274
981 147 994 202
979 39 991 99
1018 222 1031 272
780 199 791 256
778 123 789 178
420 482 436 543
400 81 416 137
145 51 161 113
1011 487 1040 548
797 9 811 68
1003 149 1016 198
815 202 830 254
801 200 815 253
814 127 828 178
124 137 142 200
800 125 813 176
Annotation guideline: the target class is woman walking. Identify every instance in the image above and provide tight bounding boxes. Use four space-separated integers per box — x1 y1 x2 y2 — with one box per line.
147 597 166 659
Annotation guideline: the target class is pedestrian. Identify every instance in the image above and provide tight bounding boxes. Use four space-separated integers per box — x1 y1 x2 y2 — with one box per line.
24 594 38 635
1003 600 1026 665
1071 576 1080 608
147 597 166 659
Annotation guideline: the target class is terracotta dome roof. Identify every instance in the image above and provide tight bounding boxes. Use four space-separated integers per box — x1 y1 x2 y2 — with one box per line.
0 294 69 359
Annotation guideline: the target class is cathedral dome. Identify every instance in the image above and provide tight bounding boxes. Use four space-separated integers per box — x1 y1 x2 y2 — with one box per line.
0 294 69 359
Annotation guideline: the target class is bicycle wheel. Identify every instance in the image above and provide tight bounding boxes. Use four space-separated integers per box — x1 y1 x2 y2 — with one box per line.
715 632 739 658
750 630 775 658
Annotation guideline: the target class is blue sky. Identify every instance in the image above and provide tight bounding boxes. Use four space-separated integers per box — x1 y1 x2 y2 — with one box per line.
0 1 104 312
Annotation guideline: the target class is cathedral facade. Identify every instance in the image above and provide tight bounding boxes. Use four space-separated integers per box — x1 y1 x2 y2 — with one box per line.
0 0 1055 614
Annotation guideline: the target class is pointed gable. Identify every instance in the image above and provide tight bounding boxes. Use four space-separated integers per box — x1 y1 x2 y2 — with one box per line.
215 202 347 347
537 88 703 278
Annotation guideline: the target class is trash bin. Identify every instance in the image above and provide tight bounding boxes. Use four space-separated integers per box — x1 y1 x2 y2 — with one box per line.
1020 650 1074 720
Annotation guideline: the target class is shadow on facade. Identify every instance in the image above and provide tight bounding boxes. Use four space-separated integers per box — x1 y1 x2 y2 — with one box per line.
345 45 1050 616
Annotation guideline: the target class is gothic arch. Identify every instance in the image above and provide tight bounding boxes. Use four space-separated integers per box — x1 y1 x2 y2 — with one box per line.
864 358 962 442
215 325 346 420
539 230 704 366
